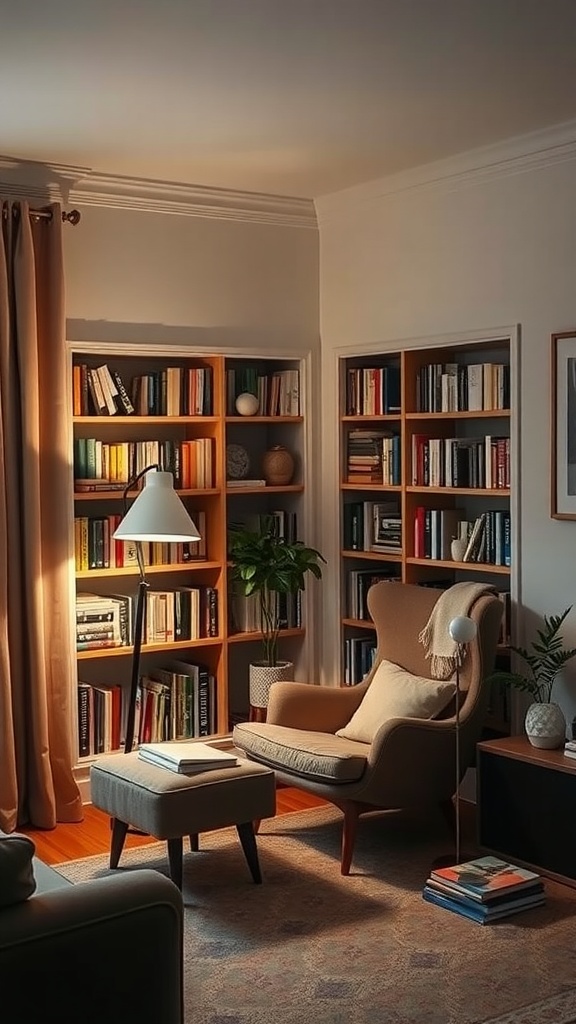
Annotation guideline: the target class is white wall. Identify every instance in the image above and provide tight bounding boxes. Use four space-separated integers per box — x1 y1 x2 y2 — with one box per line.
316 146 576 724
65 204 319 351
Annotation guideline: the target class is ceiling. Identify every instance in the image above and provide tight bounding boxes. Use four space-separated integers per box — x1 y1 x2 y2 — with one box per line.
2 0 576 200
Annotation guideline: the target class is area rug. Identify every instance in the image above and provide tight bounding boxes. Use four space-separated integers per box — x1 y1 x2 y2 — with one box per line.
58 805 576 1024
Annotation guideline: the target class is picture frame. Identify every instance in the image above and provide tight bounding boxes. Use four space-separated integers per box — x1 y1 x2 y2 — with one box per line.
551 331 576 519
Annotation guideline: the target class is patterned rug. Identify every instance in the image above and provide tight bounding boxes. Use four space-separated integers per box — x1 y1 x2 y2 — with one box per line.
58 805 576 1024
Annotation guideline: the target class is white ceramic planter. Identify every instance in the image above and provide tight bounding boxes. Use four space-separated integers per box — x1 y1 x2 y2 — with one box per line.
524 701 566 749
249 660 294 709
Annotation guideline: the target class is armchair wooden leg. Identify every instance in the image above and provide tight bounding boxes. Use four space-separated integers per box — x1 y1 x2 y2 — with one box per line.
341 804 360 876
110 818 129 869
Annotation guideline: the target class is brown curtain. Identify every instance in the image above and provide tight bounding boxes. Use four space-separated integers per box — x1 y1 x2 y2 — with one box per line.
0 199 82 830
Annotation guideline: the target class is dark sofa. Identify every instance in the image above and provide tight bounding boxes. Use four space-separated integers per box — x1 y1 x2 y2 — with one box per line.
0 830 183 1023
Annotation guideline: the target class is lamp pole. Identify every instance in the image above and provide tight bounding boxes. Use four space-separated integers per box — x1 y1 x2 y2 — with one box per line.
113 465 200 753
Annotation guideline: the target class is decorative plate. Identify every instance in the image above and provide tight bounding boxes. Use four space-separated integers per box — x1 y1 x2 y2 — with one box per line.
226 443 250 480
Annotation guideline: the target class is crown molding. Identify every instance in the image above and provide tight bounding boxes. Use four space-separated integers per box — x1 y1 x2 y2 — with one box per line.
315 119 576 224
70 171 317 228
0 155 317 229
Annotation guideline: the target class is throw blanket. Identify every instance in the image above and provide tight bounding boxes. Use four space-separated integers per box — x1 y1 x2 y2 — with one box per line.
418 581 496 679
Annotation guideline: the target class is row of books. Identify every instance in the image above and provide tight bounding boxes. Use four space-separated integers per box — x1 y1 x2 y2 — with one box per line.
345 365 401 416
131 366 213 417
226 368 300 416
74 510 206 571
72 362 214 417
414 508 511 567
346 428 397 485
455 510 511 567
347 569 400 621
77 681 122 756
411 435 510 489
73 437 215 490
416 362 510 413
343 500 401 553
228 510 299 548
228 586 302 633
75 587 218 651
135 662 217 744
344 634 377 686
423 855 544 924
73 364 135 417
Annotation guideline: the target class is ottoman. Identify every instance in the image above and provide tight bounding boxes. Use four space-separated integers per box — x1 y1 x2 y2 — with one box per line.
91 750 276 889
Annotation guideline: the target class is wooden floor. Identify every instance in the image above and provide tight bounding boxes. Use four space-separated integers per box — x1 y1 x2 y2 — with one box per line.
20 788 327 865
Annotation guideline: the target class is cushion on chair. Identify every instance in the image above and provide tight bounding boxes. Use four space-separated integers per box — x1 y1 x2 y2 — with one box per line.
335 660 456 744
233 722 369 783
0 832 36 908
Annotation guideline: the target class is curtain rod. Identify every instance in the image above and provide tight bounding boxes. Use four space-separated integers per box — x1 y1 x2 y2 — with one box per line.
30 206 81 225
2 204 81 225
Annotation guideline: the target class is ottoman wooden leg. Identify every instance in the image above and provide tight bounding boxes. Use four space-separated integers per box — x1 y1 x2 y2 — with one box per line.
167 837 183 890
110 818 129 869
189 834 199 852
236 821 262 884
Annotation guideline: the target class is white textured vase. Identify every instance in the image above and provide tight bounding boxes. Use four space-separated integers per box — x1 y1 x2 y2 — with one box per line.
524 702 566 749
249 661 294 709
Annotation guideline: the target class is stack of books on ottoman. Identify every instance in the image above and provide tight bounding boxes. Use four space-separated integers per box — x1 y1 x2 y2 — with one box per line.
139 741 239 775
423 856 545 924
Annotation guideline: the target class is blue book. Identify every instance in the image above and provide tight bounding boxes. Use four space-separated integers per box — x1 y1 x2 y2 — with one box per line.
423 885 545 924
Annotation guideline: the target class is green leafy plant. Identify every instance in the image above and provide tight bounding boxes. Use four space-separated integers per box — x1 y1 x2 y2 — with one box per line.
488 607 576 704
229 517 326 667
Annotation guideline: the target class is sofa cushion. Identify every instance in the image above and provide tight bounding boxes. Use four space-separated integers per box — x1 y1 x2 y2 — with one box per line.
335 659 456 744
233 722 369 783
0 832 37 908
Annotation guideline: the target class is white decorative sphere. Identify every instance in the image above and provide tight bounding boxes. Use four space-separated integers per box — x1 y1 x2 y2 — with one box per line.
235 392 259 416
449 615 477 644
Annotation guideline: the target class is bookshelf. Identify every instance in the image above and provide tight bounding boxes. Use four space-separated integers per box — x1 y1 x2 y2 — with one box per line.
67 345 310 778
338 334 517 733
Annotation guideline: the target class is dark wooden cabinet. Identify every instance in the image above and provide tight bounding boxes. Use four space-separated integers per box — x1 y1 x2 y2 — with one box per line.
477 736 576 888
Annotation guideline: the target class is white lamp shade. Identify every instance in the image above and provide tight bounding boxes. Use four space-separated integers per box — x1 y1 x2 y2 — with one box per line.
449 615 477 645
113 470 201 543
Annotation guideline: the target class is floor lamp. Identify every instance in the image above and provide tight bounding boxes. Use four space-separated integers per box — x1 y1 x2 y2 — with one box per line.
113 466 201 753
433 614 478 869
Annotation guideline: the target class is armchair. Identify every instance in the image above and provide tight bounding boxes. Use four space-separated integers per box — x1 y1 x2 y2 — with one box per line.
233 581 503 874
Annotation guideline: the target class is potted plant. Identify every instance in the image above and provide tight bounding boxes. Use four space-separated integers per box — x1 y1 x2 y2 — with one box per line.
228 516 325 714
488 606 576 748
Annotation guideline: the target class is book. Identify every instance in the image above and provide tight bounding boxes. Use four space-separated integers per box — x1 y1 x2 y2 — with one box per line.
138 740 238 773
422 885 545 924
226 479 267 487
430 856 541 902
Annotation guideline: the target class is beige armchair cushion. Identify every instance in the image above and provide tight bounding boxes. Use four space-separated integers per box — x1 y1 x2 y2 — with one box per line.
335 660 456 744
233 722 369 783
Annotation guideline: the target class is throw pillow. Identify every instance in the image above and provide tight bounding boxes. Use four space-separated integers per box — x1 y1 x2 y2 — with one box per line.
0 831 37 908
336 659 456 744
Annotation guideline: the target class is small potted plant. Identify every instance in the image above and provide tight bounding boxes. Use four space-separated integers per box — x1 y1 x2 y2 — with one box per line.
488 606 576 748
228 516 325 714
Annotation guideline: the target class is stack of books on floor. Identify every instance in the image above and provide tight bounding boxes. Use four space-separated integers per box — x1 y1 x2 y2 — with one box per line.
423 855 545 924
138 740 239 775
